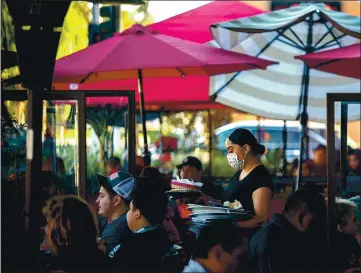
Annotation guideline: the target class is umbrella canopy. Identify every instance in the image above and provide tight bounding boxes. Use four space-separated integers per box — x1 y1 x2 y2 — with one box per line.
53 80 225 111
210 3 361 123
54 24 275 83
53 76 209 103
148 0 263 43
295 43 361 79
54 2 265 110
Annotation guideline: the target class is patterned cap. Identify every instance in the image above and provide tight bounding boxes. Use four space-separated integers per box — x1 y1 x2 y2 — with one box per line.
97 171 135 201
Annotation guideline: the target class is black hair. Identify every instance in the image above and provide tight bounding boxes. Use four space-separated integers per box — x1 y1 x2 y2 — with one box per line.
139 167 171 191
193 221 246 259
43 195 101 252
315 144 327 152
132 177 168 225
349 148 361 159
106 157 121 169
228 128 265 156
140 166 161 178
283 188 326 217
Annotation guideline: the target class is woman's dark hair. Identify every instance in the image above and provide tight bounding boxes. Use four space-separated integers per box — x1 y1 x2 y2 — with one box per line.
43 195 103 254
228 128 266 156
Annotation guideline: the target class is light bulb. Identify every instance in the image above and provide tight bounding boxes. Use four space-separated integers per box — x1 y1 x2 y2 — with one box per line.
69 83 79 90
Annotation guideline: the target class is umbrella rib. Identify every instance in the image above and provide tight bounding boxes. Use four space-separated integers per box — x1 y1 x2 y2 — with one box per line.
313 58 341 69
322 20 342 48
278 37 304 51
80 72 94 83
176 67 186 78
288 27 306 48
314 25 335 49
276 30 304 50
212 27 289 99
315 34 346 51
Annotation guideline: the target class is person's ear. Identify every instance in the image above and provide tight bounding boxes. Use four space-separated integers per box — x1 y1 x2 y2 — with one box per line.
113 195 123 207
134 208 141 220
210 245 224 261
337 224 344 232
244 144 251 155
298 211 306 225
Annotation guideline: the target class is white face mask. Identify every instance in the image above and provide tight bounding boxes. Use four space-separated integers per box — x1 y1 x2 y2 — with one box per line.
227 153 245 170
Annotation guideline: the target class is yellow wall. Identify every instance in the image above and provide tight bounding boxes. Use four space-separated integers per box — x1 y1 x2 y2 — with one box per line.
341 1 361 17
245 1 360 17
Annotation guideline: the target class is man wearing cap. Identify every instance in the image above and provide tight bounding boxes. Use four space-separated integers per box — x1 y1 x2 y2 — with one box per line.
177 156 224 201
96 171 135 255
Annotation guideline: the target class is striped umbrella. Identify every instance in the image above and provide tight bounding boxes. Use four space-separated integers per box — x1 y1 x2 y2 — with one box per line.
210 3 361 188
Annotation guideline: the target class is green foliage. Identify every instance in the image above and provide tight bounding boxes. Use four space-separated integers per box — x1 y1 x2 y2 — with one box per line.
1 1 20 88
86 106 126 169
1 1 16 52
56 144 102 179
261 148 284 176
56 2 91 59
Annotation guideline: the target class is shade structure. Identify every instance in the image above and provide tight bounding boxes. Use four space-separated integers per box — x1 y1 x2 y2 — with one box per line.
210 2 361 189
148 0 264 44
53 24 276 163
54 24 275 83
53 79 225 110
295 43 361 79
53 76 210 104
210 3 361 123
53 1 265 111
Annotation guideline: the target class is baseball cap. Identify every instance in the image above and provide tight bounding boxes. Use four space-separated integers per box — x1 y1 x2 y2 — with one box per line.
96 171 135 201
176 156 202 171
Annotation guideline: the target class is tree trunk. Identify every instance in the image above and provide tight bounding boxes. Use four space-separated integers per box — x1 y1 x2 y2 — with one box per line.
99 133 106 171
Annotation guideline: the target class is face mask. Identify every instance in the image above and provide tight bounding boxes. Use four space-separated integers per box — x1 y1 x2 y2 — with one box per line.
227 153 244 170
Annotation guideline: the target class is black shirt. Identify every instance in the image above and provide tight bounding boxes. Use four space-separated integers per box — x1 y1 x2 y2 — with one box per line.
221 165 274 214
249 214 328 273
332 231 360 271
98 213 132 255
111 226 171 272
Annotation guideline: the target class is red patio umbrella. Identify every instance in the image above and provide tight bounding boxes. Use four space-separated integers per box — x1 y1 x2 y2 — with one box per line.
148 0 263 43
53 2 265 110
295 43 361 79
53 24 276 162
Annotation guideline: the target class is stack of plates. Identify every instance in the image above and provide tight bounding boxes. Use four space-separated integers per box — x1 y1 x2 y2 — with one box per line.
166 189 201 199
187 204 253 222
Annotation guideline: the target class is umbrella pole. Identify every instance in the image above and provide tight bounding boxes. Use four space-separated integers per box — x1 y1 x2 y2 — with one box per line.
256 116 261 143
282 120 288 175
295 15 313 191
340 103 348 195
137 69 151 166
124 112 128 150
208 110 213 175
